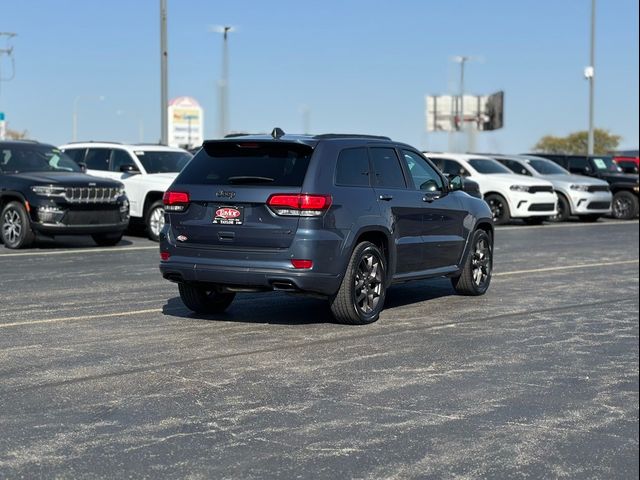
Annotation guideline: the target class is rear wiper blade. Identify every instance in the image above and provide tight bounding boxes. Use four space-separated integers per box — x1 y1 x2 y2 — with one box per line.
227 176 275 184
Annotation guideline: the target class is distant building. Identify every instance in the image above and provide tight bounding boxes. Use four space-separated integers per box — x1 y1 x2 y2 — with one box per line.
168 97 203 149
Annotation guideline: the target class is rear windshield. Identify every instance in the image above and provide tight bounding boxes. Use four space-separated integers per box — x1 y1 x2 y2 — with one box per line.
177 141 313 186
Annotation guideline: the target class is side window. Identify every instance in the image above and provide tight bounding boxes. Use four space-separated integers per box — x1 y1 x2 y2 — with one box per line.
569 157 589 173
110 149 135 172
503 159 531 176
84 148 111 171
335 147 370 187
401 150 444 192
63 148 86 165
369 148 407 188
442 159 470 177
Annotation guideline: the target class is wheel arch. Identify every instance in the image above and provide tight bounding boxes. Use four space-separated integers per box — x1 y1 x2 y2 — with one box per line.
347 226 394 280
143 191 165 218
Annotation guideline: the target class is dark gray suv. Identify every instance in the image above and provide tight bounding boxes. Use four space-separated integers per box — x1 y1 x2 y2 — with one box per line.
159 130 494 324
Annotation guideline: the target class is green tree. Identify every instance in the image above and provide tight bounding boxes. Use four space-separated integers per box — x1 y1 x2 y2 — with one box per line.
533 129 621 155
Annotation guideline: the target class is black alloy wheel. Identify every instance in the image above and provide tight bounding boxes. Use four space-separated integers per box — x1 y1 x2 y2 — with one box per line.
178 283 236 314
330 241 387 325
451 229 493 295
484 194 510 225
611 191 639 220
1 201 35 249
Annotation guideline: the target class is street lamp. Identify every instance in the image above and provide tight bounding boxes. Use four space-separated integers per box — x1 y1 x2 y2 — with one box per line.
210 25 234 138
72 95 105 142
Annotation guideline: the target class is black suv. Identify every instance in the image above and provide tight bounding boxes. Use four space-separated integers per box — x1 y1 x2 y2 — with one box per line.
0 141 130 249
160 130 494 324
528 153 639 220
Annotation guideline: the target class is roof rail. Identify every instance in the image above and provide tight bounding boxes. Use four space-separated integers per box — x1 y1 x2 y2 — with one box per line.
313 133 391 141
224 133 253 138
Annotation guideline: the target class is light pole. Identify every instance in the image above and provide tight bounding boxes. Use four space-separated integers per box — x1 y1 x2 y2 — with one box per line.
212 25 234 138
160 0 168 145
587 0 596 155
72 95 104 142
453 56 469 132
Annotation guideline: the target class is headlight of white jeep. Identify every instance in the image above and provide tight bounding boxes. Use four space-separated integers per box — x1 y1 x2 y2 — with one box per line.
509 185 530 192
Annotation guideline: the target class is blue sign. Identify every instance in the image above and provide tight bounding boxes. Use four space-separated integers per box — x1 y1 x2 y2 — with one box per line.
0 112 5 121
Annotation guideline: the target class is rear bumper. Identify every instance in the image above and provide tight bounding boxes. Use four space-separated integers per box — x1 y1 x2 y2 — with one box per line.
160 259 341 296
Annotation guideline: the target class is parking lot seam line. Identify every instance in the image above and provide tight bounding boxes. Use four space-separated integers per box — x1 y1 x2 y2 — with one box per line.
0 246 158 257
498 220 638 231
4 297 636 393
0 308 162 328
494 259 639 276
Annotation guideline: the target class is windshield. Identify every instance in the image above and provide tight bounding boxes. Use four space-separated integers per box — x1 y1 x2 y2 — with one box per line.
591 156 622 173
0 145 82 173
526 158 569 175
134 150 192 174
468 158 512 174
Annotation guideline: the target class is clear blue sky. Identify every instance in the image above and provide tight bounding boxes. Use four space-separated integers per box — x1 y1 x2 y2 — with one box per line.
1 0 638 152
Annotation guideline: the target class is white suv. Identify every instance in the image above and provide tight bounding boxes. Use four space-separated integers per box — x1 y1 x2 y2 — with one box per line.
426 153 558 225
59 142 192 240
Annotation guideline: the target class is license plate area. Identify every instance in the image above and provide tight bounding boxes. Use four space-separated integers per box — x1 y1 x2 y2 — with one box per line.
212 205 244 225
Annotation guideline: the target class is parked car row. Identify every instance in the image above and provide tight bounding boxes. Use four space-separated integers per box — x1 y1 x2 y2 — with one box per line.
1 137 638 251
426 152 639 224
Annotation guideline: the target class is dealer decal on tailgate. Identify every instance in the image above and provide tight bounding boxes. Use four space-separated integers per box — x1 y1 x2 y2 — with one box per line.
213 206 244 225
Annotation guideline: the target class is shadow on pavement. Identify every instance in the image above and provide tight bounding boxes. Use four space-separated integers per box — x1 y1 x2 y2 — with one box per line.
161 278 456 325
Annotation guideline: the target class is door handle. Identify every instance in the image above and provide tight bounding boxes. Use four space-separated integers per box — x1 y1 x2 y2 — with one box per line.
379 194 393 201
422 193 441 203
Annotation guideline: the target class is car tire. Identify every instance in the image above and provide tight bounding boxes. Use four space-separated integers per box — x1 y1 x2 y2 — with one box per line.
523 216 547 225
1 201 35 249
145 200 165 242
330 241 386 325
611 191 639 220
548 193 570 223
451 229 492 296
178 283 236 314
579 214 601 223
92 232 124 246
484 194 511 225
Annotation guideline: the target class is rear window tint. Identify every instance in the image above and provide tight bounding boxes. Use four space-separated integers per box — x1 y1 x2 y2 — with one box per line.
177 142 313 186
335 147 370 186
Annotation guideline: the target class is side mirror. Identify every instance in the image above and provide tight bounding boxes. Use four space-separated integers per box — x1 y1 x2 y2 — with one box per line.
78 162 87 173
449 174 464 192
120 164 140 174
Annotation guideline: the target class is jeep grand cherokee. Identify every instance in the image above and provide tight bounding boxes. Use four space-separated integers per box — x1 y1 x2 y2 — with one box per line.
159 129 494 324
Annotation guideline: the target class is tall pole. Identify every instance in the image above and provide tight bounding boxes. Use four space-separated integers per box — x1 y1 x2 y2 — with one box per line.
587 0 596 155
218 26 232 138
160 0 168 145
453 56 469 152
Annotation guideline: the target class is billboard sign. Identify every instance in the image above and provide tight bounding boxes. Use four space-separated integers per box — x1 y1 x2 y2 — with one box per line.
425 91 504 132
168 96 203 149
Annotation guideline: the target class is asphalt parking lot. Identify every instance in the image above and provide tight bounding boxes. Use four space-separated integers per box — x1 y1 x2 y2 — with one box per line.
0 220 638 479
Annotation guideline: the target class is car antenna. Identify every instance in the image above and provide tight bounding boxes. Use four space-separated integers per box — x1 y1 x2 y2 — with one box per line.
271 127 285 139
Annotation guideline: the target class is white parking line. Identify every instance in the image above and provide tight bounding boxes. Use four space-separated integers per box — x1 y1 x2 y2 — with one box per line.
1 259 638 329
494 259 639 277
0 245 158 257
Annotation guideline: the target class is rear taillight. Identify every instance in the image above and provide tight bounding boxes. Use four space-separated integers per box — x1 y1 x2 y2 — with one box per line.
291 259 313 269
160 251 170 261
163 191 190 212
267 194 332 216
